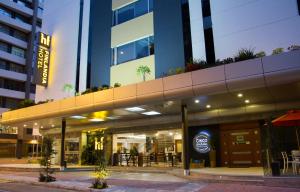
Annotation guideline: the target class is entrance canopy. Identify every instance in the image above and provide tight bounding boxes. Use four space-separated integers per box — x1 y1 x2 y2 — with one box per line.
1 51 300 133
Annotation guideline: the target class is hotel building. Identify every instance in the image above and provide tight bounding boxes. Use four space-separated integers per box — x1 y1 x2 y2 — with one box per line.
1 0 300 174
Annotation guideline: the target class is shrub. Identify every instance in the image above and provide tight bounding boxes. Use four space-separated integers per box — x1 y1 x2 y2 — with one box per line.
234 48 256 62
288 45 300 51
255 51 266 58
185 59 207 72
222 57 234 64
114 83 121 88
16 99 35 109
175 67 184 74
272 48 284 55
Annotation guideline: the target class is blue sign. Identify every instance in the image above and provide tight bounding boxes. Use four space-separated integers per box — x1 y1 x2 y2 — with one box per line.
193 131 211 153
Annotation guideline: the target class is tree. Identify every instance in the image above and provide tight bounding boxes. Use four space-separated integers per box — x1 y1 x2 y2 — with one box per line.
39 136 56 182
137 65 151 82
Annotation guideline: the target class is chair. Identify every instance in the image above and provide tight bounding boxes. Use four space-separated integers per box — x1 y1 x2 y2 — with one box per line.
281 152 293 173
291 150 300 175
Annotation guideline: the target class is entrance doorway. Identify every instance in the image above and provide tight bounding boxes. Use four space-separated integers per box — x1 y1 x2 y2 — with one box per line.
220 122 261 167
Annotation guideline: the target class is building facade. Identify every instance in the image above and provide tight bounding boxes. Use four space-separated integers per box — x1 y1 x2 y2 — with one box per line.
0 0 43 158
1 0 300 174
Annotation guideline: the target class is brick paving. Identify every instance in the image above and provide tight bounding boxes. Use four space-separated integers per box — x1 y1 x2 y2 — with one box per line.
0 171 300 192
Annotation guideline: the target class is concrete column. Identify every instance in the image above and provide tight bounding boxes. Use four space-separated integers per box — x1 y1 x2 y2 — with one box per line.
181 104 190 175
60 119 66 170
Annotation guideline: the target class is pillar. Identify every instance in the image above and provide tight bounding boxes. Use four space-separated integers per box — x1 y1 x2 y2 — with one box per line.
181 104 190 175
60 118 66 170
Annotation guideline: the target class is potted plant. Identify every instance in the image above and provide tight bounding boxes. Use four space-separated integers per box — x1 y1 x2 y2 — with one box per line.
39 136 56 182
137 65 151 82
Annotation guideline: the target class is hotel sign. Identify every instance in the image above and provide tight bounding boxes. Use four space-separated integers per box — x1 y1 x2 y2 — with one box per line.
193 131 211 153
34 32 51 87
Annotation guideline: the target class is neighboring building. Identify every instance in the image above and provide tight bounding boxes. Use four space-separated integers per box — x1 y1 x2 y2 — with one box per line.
0 0 43 158
1 0 300 174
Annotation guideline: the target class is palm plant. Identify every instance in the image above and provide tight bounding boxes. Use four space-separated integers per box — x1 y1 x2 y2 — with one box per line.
137 65 151 82
39 136 56 182
63 84 75 97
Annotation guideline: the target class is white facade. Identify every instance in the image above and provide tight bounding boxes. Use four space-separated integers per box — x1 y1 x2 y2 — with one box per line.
35 0 90 102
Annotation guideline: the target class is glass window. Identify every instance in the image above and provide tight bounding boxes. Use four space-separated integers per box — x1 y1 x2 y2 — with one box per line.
11 46 25 58
0 23 10 35
113 36 154 65
0 41 9 52
13 30 27 41
10 63 25 73
26 128 33 135
15 13 29 24
117 42 135 64
113 0 153 26
135 0 148 17
0 7 11 17
117 4 135 24
0 60 7 70
136 37 149 59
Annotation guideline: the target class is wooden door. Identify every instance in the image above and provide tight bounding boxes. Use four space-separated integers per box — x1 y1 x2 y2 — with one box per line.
220 122 261 167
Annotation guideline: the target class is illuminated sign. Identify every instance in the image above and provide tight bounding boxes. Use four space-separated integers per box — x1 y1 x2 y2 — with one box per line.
193 131 211 153
34 32 51 87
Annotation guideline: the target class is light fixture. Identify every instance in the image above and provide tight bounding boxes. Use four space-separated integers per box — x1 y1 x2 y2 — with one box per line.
51 124 55 128
237 93 243 98
23 124 27 127
70 115 86 119
89 118 104 122
40 126 43 129
206 105 211 109
120 51 124 55
245 99 250 104
195 99 200 104
125 107 145 112
155 133 159 137
34 122 38 126
142 111 161 116
107 116 120 120
169 132 173 136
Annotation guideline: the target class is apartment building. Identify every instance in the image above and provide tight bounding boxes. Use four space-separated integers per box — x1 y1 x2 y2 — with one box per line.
0 0 43 158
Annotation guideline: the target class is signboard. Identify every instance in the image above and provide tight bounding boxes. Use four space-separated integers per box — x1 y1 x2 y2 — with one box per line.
34 32 51 87
193 131 211 153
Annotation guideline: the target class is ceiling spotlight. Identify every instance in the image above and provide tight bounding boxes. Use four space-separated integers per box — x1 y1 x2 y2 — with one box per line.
169 132 173 136
206 105 211 109
89 118 104 122
237 93 243 98
142 111 161 116
40 126 43 129
34 122 38 126
155 133 159 137
51 124 55 128
195 99 200 104
70 115 86 119
245 99 250 104
125 107 145 112
23 124 27 127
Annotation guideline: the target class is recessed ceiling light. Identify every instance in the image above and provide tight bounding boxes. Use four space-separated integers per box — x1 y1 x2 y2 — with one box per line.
40 126 43 129
195 99 200 104
125 107 145 112
155 133 159 137
237 93 243 98
245 99 250 104
70 115 86 119
142 111 161 116
169 132 173 136
206 105 211 109
34 122 38 126
23 124 27 127
107 116 120 120
120 51 124 55
89 118 104 122
51 124 55 128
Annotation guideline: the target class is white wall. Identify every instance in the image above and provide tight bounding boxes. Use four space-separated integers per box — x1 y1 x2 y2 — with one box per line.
210 0 300 60
35 0 90 102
